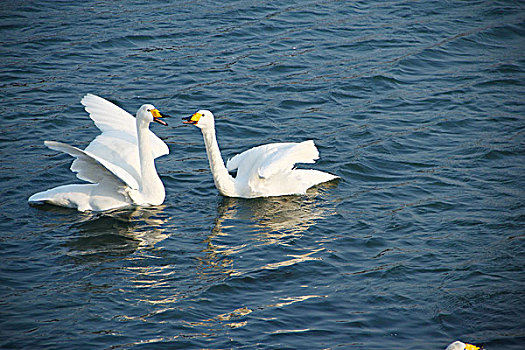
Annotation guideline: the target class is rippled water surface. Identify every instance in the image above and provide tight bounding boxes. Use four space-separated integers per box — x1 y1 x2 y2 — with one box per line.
1 1 524 349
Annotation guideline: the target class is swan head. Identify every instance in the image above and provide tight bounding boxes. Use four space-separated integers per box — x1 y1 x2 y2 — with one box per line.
137 104 169 126
182 109 214 130
446 341 484 350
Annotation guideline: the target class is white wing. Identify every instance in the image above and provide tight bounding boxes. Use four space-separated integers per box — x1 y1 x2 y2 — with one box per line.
226 148 252 172
45 141 139 190
257 140 319 178
81 93 136 134
78 94 169 187
81 93 169 159
81 132 141 186
227 140 319 179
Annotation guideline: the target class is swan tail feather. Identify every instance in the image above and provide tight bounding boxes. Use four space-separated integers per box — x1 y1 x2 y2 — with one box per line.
28 183 103 211
296 169 339 187
28 184 130 212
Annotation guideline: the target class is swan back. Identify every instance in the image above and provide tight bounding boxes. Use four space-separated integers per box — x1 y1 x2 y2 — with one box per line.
227 140 336 197
227 140 318 178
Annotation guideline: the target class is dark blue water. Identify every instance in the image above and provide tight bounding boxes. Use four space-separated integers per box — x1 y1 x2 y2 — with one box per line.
1 1 524 349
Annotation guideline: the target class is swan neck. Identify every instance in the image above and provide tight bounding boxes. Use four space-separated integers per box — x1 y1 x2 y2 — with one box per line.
137 120 164 203
202 127 236 196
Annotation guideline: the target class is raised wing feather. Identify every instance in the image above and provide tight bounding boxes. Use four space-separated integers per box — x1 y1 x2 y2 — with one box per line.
45 141 139 190
226 147 255 172
81 94 169 159
226 143 293 172
257 140 319 179
82 132 141 185
81 93 136 134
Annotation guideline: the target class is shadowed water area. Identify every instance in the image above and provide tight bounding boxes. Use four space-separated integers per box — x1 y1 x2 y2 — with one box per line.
1 1 524 349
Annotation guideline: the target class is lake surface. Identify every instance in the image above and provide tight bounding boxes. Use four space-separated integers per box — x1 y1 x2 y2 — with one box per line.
1 1 524 349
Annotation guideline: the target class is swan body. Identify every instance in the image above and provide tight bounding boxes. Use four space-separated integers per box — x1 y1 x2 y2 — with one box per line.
183 110 338 198
28 94 169 212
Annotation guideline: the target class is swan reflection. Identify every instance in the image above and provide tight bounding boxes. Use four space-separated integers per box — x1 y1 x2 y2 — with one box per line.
198 187 337 276
66 206 170 262
217 188 335 240
192 189 337 333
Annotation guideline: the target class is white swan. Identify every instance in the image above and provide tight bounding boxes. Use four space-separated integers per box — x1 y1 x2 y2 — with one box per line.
28 94 170 212
183 110 338 198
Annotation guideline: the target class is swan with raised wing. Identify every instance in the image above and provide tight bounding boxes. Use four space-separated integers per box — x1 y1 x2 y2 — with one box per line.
28 94 170 212
183 110 338 198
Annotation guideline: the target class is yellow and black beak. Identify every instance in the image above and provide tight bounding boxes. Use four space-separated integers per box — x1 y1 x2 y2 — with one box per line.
463 344 483 350
182 112 202 125
150 109 169 126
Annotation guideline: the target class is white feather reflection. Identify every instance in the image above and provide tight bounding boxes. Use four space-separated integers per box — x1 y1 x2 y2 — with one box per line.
66 206 170 262
197 188 337 277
